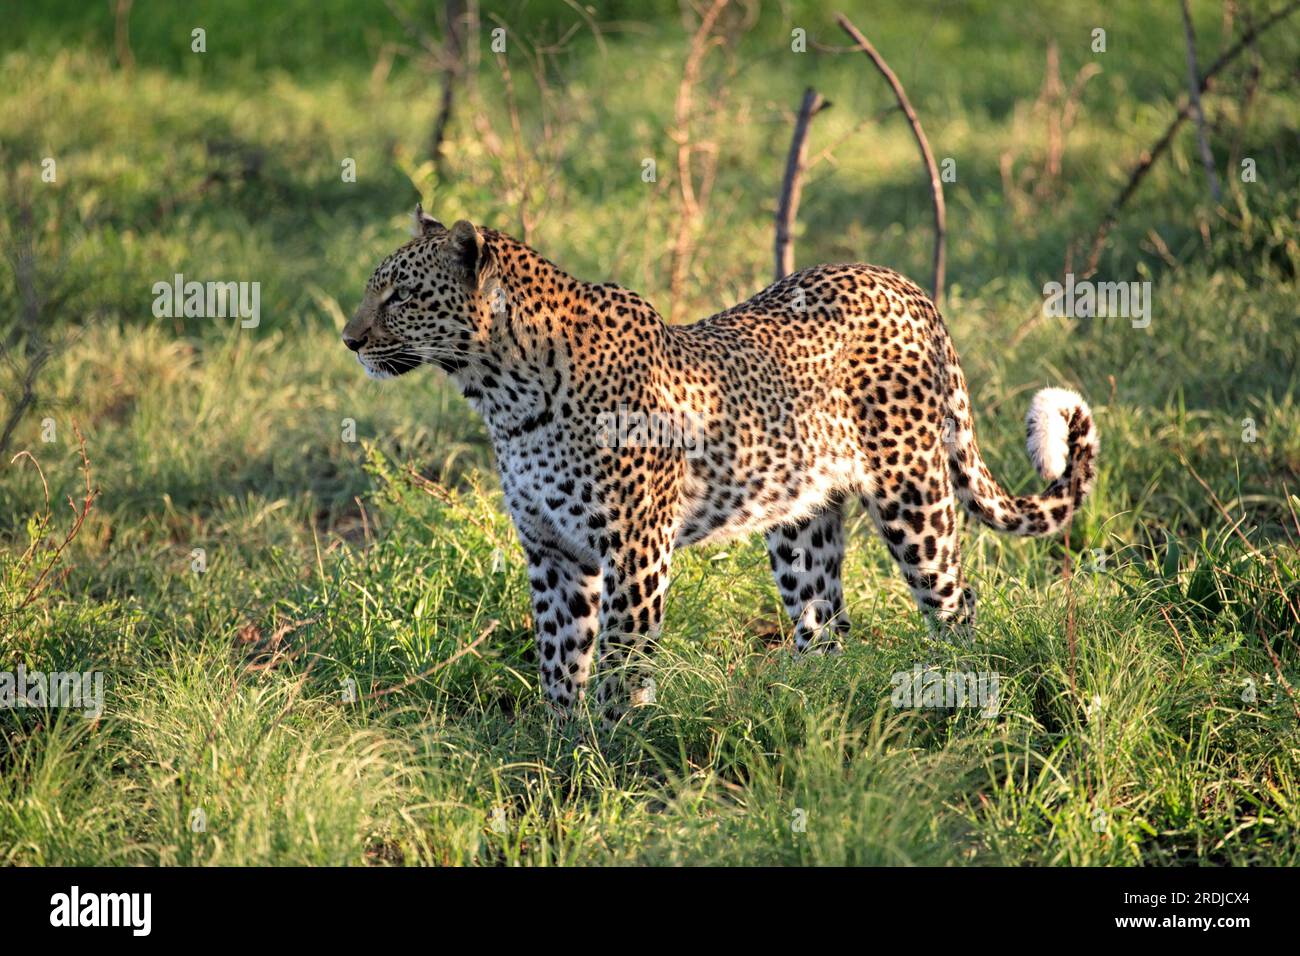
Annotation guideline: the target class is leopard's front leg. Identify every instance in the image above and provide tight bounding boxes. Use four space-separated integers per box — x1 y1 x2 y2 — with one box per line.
593 527 676 723
516 525 603 710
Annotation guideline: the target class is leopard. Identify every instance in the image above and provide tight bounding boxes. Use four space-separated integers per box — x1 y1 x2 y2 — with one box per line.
343 207 1099 720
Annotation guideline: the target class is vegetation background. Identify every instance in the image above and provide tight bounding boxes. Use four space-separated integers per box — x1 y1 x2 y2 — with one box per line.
1 0 1298 865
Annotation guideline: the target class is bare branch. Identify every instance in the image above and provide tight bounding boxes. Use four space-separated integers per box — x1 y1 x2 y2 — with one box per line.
0 197 50 462
114 0 134 72
1227 5 1263 183
384 0 466 169
835 13 947 307
431 0 466 168
1181 0 1222 202
668 0 730 323
774 88 830 280
1082 0 1299 278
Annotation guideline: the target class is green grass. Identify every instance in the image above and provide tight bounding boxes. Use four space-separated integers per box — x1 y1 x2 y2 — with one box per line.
1 0 1298 866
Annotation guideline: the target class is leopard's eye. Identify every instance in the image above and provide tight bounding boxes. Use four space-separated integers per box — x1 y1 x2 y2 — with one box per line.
393 285 413 303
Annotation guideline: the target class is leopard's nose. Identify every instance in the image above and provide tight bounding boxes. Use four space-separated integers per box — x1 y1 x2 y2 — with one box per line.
343 332 367 352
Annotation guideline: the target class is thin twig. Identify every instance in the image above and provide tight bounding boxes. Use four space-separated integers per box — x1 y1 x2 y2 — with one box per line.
1178 450 1300 720
1159 605 1189 670
362 619 497 700
1 198 50 461
5 424 98 627
403 464 500 539
805 104 898 171
1227 6 1262 185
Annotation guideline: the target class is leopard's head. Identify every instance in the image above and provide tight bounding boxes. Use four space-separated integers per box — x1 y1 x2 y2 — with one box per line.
343 206 493 379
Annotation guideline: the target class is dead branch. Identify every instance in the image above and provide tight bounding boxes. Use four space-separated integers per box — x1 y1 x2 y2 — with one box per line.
835 13 946 308
1060 61 1103 136
0 198 50 462
0 343 49 464
3 425 99 633
1041 42 1065 190
1227 6 1263 185
1034 43 1102 203
1082 0 1299 278
668 0 731 323
492 33 534 242
774 88 830 280
384 0 466 169
456 8 584 244
1000 42 1101 219
1180 0 1222 202
560 0 607 56
114 0 134 72
431 0 466 168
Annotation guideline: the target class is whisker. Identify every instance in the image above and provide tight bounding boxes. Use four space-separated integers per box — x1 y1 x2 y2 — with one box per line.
405 346 478 361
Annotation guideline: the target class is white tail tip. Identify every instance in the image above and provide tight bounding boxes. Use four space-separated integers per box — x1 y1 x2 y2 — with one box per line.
1026 387 1091 482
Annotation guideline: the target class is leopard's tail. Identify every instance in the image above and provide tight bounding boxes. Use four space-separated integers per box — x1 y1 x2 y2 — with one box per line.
936 324 1098 536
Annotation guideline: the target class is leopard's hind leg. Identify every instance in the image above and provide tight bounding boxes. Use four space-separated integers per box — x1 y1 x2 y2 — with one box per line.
766 493 850 653
861 441 974 631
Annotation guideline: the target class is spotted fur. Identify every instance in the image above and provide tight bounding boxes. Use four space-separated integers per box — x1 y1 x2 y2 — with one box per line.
343 209 1100 718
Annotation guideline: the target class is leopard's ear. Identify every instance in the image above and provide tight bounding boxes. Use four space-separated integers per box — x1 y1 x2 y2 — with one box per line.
444 219 485 282
412 203 444 238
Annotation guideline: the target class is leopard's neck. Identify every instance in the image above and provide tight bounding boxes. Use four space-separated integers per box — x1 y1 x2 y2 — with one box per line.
455 230 581 442
451 229 672 447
